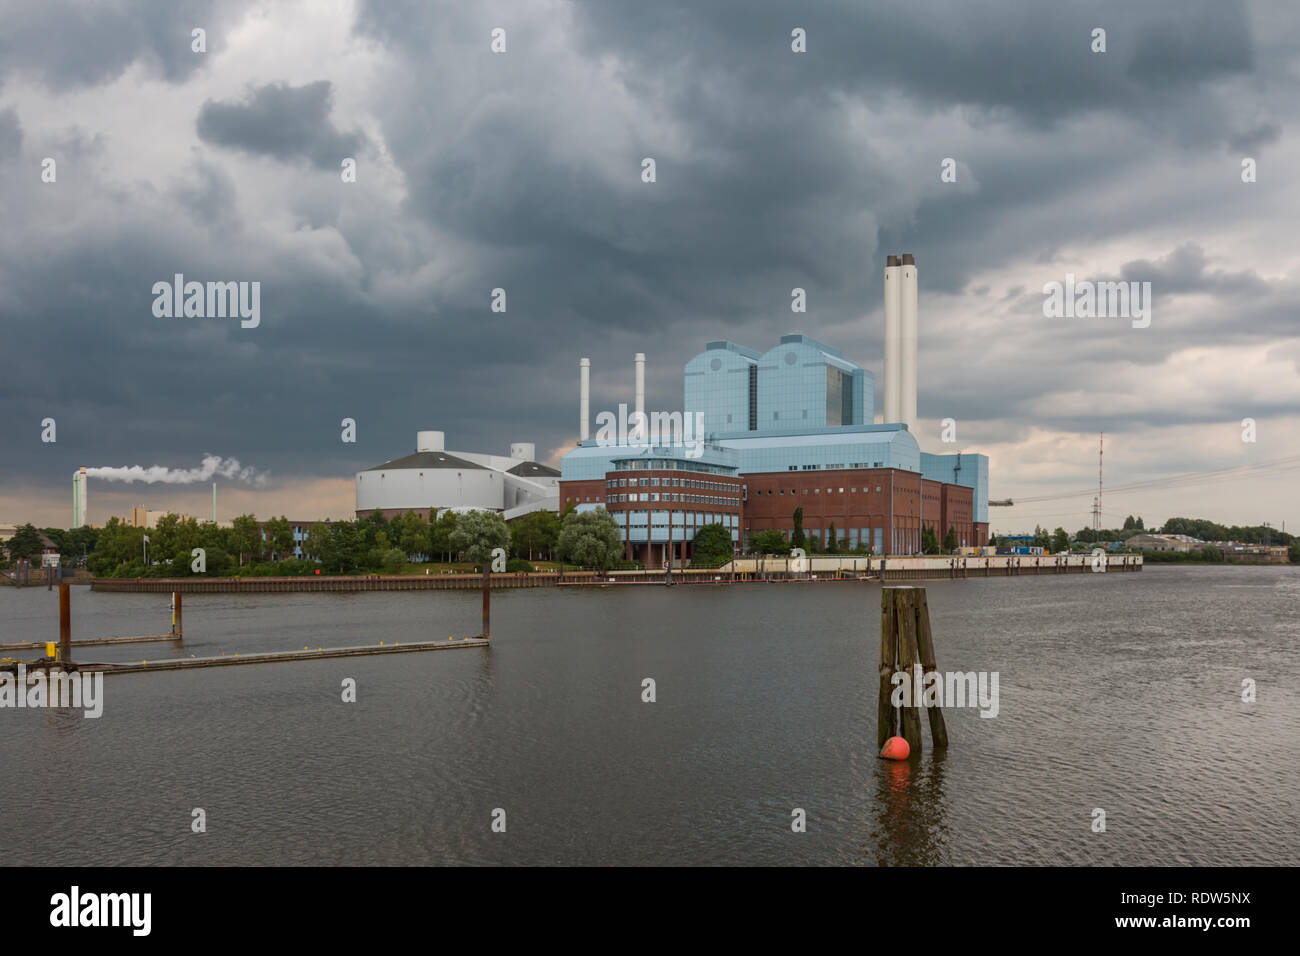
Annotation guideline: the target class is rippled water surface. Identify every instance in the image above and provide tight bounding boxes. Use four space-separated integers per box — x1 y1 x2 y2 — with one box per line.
1 565 1296 865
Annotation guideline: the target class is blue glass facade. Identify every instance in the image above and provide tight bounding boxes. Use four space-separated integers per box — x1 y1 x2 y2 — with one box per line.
683 341 761 437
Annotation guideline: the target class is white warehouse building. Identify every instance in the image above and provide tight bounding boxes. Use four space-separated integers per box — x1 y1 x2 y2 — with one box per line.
354 430 560 521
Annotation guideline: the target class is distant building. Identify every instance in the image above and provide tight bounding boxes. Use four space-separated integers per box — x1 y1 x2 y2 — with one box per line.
1126 533 1198 552
355 431 560 521
1216 543 1289 563
127 507 195 529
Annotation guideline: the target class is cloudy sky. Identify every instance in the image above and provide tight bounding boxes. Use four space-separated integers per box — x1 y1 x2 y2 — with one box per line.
2 0 1297 534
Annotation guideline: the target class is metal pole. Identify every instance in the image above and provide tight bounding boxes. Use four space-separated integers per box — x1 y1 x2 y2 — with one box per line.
59 583 71 664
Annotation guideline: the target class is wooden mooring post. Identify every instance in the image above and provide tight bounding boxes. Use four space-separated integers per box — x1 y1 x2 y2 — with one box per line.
480 563 491 638
878 586 948 754
59 582 71 664
171 591 183 639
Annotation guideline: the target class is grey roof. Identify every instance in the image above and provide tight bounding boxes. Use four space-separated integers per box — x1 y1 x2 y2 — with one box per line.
365 451 486 471
507 460 560 477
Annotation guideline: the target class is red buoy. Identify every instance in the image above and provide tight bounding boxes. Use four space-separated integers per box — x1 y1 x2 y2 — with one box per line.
881 736 910 760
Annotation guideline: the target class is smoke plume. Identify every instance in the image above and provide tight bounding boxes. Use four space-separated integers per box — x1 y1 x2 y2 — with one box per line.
85 455 267 486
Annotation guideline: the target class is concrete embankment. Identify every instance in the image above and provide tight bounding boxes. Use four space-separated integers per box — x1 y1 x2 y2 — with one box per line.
88 554 1139 592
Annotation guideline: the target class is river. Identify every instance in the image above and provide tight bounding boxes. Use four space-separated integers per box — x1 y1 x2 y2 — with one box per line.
1 564 1296 865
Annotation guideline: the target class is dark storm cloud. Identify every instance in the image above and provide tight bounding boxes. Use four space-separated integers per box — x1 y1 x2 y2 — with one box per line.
1 0 1297 513
0 0 246 90
196 81 366 170
1121 243 1271 299
0 107 20 157
561 0 1254 127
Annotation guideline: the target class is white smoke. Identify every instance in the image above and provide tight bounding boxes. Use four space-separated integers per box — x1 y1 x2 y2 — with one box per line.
86 455 268 486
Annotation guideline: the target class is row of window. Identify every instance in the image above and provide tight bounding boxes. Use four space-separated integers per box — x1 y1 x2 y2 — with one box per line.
754 486 885 496
607 477 738 494
614 459 735 475
609 494 738 506
787 462 883 471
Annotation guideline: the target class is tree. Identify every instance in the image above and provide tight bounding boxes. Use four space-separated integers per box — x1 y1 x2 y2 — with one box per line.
1032 524 1050 549
360 509 390 547
397 511 429 560
1051 527 1070 553
750 529 790 555
1123 515 1136 530
304 522 330 562
5 523 44 561
921 527 940 555
510 509 560 561
557 508 622 571
691 524 733 567
448 510 510 564
1136 516 1145 530
327 522 366 573
430 511 458 562
826 522 839 554
264 516 294 561
230 514 262 566
791 507 805 550
943 527 959 553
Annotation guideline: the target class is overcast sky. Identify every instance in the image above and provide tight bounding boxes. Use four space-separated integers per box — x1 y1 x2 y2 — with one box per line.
2 0 1297 534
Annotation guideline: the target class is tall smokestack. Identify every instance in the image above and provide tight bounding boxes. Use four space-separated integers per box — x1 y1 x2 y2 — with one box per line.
900 253 918 433
212 481 217 524
72 467 87 528
634 352 646 426
883 254 902 424
579 357 591 442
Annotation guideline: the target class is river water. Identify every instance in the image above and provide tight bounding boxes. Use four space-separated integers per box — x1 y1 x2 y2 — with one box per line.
1 565 1296 865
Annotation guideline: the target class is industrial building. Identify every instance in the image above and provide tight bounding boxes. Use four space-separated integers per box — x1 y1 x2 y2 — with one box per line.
354 431 560 520
558 253 990 565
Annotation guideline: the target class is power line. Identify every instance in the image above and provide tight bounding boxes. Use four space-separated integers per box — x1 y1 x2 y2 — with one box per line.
1008 454 1300 505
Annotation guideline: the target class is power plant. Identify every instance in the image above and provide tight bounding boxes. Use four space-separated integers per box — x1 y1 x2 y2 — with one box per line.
557 252 990 564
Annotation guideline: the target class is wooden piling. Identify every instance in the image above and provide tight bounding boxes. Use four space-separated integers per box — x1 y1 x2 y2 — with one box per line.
480 563 491 638
914 590 949 749
58 583 71 664
877 588 898 749
172 591 183 639
895 589 924 753
880 585 948 755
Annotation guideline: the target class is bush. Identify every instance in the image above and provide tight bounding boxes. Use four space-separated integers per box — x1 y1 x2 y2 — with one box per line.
505 558 535 573
276 558 320 576
380 548 405 573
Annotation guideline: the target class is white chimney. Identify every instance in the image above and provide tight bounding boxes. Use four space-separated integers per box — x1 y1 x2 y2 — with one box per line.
634 352 646 425
899 253 918 433
579 358 590 442
883 254 902 424
417 430 445 452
